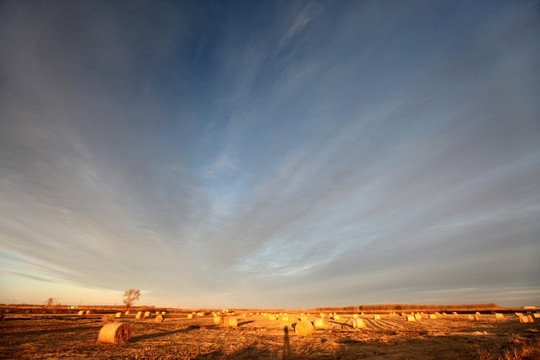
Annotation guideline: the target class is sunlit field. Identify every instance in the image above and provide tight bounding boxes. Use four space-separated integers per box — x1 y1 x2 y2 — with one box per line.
1 305 539 359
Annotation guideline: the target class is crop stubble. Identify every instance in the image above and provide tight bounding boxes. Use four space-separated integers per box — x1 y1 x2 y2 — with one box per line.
0 312 539 359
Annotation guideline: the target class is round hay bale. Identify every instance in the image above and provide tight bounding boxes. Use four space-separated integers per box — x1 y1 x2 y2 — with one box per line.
519 316 529 323
77 310 84 315
115 312 122 318
125 311 130 315
101 315 114 323
313 318 326 329
135 311 144 320
333 315 340 321
144 311 151 317
295 320 314 336
269 315 277 321
467 315 475 320
187 314 193 319
300 314 308 321
414 314 422 321
495 313 504 319
155 314 164 323
161 311 166 315
406 315 415 322
353 318 365 328
214 316 222 324
98 322 130 344
373 314 381 320
429 314 437 320
281 316 289 322
224 317 237 327
86 310 91 315
353 314 359 319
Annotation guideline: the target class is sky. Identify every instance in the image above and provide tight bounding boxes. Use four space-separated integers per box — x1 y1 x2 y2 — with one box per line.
0 0 539 309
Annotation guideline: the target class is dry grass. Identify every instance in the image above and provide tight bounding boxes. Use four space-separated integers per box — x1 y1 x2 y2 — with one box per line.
1 309 539 359
476 335 540 360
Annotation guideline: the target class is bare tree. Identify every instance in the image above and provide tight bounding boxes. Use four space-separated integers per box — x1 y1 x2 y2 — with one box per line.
123 289 140 309
43 297 58 308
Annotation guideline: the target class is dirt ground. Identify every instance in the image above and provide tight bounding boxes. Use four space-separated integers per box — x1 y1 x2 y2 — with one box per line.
1 312 539 359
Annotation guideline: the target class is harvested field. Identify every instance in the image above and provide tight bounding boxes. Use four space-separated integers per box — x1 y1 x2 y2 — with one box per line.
0 311 539 359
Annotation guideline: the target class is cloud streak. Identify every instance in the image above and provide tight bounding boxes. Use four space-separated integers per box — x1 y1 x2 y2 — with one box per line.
1 0 539 308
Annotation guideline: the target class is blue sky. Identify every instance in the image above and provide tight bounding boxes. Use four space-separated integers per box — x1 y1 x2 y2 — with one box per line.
1 0 539 308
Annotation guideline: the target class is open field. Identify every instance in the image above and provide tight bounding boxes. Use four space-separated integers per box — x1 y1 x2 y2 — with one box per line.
1 309 539 359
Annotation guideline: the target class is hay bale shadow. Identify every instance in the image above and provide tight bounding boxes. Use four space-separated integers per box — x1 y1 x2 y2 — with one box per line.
130 325 199 342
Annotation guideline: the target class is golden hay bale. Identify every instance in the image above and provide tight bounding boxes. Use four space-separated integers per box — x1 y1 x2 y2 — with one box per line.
527 315 534 323
187 314 193 319
475 312 481 316
97 322 130 344
269 315 277 321
300 314 308 321
519 316 529 323
115 312 122 318
534 313 540 318
144 311 151 317
414 314 422 321
155 311 160 315
495 313 504 319
353 318 365 329
161 311 166 315
353 314 359 319
78 311 84 315
320 313 326 318
135 312 144 320
467 315 475 320
155 314 164 323
313 318 326 329
515 312 524 317
406 315 415 322
281 316 289 322
333 315 340 321
101 315 115 323
295 320 314 336
86 310 91 315
429 314 437 320
452 312 458 316
224 317 237 327
214 316 222 324
125 311 130 315
373 315 381 320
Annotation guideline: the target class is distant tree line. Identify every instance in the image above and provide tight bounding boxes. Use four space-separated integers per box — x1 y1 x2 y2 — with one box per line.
313 303 499 311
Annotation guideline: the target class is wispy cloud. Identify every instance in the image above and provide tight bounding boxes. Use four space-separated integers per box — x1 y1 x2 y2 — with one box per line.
0 0 538 308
